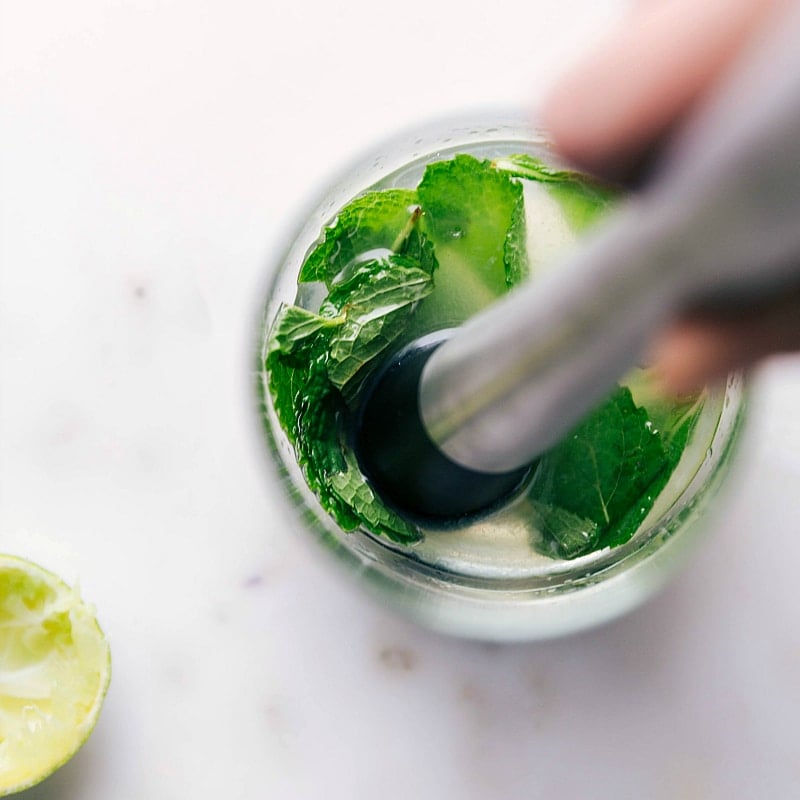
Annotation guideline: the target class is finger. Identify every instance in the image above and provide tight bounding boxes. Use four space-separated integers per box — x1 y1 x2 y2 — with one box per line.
648 288 800 395
541 0 784 182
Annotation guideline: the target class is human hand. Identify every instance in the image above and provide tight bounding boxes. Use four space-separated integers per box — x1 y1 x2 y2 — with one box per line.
542 0 800 394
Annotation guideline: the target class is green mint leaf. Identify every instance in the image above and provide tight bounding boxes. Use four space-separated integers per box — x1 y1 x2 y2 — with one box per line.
396 224 438 276
266 317 329 447
529 386 669 556
268 341 369 533
268 236 429 544
546 182 615 233
267 304 343 357
266 346 309 447
663 401 702 461
268 334 421 542
299 189 421 286
324 252 434 311
493 153 616 232
504 190 528 286
273 346 346 477
530 501 600 559
330 451 423 544
492 153 587 184
418 155 519 266
410 155 526 332
624 371 704 460
598 394 704 548
324 256 434 390
600 471 669 550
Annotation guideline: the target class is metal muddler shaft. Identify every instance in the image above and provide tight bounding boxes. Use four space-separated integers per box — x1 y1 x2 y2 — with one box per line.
354 3 800 520
419 2 800 474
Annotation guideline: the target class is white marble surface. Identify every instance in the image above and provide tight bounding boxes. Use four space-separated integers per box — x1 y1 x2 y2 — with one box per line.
2 1 800 798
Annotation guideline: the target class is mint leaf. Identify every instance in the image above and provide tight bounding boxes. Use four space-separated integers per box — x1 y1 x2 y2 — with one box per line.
324 254 434 312
267 304 343 356
409 155 527 332
546 182 615 232
493 153 616 232
266 320 327 445
330 451 422 544
529 387 669 556
529 387 667 526
268 241 430 544
267 333 423 543
504 189 528 286
293 351 348 484
299 189 421 286
267 339 352 519
324 256 435 390
576 390 703 552
530 501 600 559
418 154 526 287
625 371 704 460
492 153 588 184
656 396 703 462
395 223 438 275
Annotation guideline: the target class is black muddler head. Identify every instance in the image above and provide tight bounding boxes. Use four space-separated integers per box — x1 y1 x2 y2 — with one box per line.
353 330 531 523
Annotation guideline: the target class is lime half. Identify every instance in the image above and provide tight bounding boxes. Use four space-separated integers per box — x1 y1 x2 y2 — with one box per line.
0 555 111 796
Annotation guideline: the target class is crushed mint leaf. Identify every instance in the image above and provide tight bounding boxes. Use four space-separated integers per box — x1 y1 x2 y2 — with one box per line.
407 154 527 334
528 387 671 557
299 189 421 286
493 153 616 231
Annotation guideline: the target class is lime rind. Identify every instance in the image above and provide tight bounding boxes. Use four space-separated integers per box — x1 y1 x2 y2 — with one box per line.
0 554 111 797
